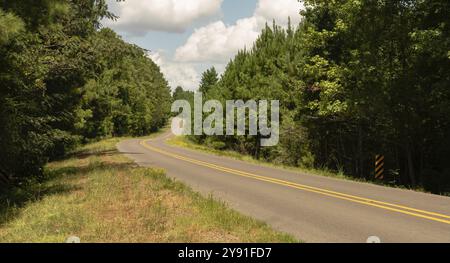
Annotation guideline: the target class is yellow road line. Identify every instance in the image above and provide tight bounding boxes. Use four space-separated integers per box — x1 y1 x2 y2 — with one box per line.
140 140 450 225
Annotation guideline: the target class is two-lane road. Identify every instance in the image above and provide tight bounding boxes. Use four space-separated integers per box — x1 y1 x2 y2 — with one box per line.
117 131 450 243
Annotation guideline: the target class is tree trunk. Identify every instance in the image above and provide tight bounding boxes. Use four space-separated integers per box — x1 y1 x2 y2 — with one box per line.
254 134 261 160
358 124 363 178
0 167 10 186
395 146 400 184
406 143 416 186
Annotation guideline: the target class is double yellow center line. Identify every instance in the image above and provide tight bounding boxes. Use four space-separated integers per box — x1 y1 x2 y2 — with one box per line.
140 140 450 225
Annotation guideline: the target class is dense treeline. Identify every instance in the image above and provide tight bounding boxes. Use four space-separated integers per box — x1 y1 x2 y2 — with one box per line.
0 0 171 186
191 0 450 193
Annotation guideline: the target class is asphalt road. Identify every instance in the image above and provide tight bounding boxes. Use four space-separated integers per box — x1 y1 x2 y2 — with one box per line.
117 131 450 243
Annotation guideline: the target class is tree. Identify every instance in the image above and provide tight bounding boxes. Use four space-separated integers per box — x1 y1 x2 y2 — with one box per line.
199 67 219 94
173 86 195 103
0 1 171 188
196 0 450 193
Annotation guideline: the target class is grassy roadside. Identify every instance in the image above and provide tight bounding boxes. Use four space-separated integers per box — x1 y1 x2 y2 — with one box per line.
0 136 297 243
167 136 360 181
167 136 434 194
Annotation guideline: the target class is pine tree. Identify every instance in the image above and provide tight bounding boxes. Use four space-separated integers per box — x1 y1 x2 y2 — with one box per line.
199 67 219 94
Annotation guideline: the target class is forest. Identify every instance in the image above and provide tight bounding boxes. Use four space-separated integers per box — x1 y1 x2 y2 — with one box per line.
0 0 172 187
1 0 449 195
185 0 450 194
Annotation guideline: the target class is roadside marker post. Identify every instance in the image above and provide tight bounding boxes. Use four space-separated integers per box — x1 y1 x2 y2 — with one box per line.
375 155 385 180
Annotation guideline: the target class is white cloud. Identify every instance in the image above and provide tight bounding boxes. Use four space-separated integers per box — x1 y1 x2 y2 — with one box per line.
174 18 260 63
105 0 223 35
149 51 200 91
145 0 304 91
174 0 303 63
255 0 303 27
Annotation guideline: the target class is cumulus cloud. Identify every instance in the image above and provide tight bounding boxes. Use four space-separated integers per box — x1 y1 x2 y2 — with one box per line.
149 51 200 91
142 0 304 90
255 0 303 27
174 18 260 63
175 0 303 63
105 0 223 35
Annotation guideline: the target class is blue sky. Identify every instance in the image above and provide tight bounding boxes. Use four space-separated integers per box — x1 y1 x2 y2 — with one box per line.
112 0 257 57
104 0 303 90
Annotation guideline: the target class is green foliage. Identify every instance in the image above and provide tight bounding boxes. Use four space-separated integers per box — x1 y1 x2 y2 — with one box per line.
0 9 24 45
200 0 450 194
173 86 195 102
76 29 171 138
0 1 171 187
199 67 219 94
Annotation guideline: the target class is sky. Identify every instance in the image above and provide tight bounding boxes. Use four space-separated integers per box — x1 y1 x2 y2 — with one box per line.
103 0 304 91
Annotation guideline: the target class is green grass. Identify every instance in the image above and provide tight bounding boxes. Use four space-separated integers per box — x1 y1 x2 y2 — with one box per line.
0 136 297 243
166 136 434 193
167 136 358 180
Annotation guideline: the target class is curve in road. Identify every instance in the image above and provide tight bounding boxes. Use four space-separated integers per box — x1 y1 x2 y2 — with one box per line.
117 131 450 243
